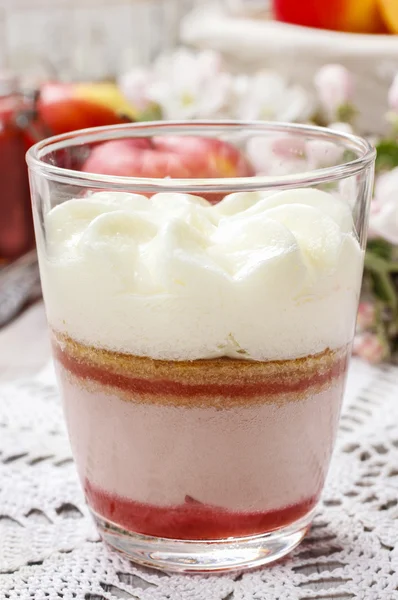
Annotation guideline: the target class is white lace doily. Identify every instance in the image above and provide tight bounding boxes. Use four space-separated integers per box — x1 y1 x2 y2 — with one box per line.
1 357 398 599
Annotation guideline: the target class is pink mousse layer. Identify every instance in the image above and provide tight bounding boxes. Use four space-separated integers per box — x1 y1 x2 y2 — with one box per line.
56 362 345 514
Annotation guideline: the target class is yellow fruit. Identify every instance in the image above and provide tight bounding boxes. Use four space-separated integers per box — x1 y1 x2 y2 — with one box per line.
75 82 138 121
378 0 398 33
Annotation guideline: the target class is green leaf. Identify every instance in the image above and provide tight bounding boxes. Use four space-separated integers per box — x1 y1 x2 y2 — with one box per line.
364 247 398 314
364 251 390 273
366 239 393 261
370 270 397 312
375 139 398 172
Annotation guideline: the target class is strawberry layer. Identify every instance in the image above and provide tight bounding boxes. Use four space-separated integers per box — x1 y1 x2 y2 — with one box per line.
86 479 317 540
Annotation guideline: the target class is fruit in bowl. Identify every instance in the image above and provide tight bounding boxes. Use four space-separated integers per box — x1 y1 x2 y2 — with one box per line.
379 0 398 33
273 0 385 34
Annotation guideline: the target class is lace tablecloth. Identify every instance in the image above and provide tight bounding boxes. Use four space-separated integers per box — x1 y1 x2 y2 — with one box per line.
1 305 398 599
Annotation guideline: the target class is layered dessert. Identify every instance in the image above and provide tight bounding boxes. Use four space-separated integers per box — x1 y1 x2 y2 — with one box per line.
39 187 363 540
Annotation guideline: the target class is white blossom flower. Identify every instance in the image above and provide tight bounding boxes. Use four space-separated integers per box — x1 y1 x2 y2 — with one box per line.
118 67 153 112
147 48 233 120
246 135 307 176
306 122 354 169
370 168 398 245
236 71 314 123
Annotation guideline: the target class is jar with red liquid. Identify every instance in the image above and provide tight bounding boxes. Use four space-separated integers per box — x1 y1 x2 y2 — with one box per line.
0 72 35 264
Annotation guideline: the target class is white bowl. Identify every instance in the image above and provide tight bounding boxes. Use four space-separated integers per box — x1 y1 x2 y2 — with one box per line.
181 4 398 133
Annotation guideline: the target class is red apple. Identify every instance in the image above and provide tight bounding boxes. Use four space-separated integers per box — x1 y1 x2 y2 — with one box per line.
273 0 385 34
81 136 254 202
82 136 254 179
153 136 254 178
37 82 137 136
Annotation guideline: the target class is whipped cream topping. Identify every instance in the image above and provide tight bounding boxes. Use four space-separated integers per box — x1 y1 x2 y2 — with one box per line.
39 188 363 360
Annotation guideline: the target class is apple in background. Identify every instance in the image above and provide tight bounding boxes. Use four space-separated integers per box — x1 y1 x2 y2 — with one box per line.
273 0 385 34
37 82 137 136
378 0 398 33
81 136 254 181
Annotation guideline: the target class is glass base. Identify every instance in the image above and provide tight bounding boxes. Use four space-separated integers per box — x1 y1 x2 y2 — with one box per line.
93 510 314 573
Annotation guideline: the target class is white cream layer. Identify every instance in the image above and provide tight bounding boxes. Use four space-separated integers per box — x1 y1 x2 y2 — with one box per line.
39 188 363 360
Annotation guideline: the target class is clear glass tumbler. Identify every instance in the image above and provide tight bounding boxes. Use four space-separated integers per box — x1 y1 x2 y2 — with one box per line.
27 121 375 572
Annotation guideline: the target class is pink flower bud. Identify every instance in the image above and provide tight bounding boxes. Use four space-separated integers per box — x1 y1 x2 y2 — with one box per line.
314 64 354 116
356 302 376 332
353 332 386 364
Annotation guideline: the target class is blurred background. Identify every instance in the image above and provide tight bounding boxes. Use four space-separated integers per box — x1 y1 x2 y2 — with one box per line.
0 0 198 81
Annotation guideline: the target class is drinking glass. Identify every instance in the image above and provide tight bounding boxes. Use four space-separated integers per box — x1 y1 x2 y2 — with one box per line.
27 121 375 572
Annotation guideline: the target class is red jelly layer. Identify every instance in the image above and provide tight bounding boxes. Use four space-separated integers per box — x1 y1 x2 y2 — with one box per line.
85 480 318 540
54 339 349 401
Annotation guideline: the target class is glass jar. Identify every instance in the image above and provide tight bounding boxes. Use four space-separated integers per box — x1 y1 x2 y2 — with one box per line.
27 121 375 572
0 72 35 263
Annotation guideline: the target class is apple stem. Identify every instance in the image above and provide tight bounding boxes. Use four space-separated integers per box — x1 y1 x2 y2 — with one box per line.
14 88 52 141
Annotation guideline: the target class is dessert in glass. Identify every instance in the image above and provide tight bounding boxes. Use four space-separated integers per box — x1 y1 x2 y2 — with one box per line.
27 122 375 572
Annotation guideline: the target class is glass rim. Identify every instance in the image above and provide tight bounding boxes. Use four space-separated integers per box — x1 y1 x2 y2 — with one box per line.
26 120 376 193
